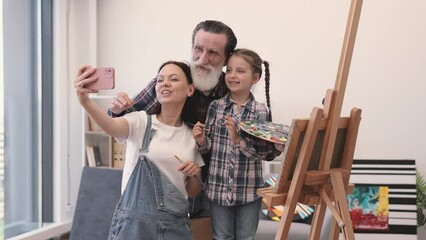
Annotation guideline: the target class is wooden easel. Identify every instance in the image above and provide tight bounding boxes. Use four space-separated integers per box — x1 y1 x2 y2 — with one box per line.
257 0 363 239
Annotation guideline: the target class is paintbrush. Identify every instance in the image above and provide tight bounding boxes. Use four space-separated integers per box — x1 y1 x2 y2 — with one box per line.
184 122 210 134
174 155 206 190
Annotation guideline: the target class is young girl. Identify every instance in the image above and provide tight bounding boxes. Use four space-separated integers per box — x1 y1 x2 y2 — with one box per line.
75 61 204 240
193 48 283 239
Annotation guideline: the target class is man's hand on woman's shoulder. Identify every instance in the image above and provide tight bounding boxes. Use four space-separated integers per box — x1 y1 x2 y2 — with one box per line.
110 92 134 115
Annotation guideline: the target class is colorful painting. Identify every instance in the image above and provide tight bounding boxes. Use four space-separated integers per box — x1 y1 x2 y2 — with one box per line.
347 185 389 231
240 120 289 145
261 174 314 221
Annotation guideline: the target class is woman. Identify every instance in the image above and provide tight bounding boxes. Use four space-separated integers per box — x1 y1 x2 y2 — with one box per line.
74 61 204 240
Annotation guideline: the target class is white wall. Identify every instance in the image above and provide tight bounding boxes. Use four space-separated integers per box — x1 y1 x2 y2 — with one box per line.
53 0 97 224
92 0 426 172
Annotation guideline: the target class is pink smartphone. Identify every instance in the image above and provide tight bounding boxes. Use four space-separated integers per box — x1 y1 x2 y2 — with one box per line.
85 67 115 90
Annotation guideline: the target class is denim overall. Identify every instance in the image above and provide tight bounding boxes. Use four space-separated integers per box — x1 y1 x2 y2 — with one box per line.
107 115 191 240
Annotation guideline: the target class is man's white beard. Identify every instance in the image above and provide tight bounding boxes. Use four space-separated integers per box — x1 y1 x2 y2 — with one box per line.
190 62 222 95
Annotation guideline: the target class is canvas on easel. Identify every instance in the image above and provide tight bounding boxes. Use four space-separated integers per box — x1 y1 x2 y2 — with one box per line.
257 0 364 239
258 106 362 239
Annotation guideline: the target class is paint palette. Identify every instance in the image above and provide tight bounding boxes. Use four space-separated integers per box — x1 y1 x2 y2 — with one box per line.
240 120 289 145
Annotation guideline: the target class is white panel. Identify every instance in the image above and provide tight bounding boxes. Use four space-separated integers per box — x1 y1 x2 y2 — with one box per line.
389 211 416 219
350 175 415 185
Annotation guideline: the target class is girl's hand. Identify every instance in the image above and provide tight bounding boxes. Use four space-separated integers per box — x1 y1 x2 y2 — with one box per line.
224 114 241 144
74 65 99 104
274 143 285 152
192 121 206 146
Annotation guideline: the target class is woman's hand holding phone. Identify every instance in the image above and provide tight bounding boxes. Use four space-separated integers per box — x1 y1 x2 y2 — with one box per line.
74 65 116 107
85 67 115 90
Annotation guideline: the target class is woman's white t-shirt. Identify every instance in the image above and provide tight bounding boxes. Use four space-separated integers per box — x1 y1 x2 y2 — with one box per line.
117 111 204 199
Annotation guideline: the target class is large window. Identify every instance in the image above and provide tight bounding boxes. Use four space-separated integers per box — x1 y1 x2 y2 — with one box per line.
2 0 53 238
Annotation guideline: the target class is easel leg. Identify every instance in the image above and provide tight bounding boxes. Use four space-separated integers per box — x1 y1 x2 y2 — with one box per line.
312 188 344 240
309 198 327 240
328 217 340 240
274 200 298 240
323 190 341 240
330 172 355 240
275 108 324 240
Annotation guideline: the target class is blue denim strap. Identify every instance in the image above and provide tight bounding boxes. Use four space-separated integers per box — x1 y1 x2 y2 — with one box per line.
140 113 153 154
